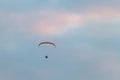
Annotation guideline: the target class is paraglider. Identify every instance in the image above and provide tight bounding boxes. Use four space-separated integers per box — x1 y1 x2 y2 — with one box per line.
38 42 56 59
38 42 56 48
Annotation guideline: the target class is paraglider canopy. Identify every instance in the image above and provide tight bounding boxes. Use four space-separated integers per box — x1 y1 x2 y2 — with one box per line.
38 42 56 48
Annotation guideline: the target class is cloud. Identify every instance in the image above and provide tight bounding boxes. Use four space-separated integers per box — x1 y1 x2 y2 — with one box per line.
32 11 84 36
97 56 120 80
0 7 119 36
84 7 120 21
100 59 120 72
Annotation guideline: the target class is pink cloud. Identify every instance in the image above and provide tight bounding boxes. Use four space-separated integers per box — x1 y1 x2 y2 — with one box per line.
1 7 120 36
85 7 120 21
29 9 120 36
32 11 84 36
100 59 120 73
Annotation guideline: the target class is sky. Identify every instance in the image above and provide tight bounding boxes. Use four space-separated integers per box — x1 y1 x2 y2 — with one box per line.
0 0 120 80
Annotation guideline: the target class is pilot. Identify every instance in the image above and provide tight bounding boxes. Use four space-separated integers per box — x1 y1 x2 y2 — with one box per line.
45 56 48 59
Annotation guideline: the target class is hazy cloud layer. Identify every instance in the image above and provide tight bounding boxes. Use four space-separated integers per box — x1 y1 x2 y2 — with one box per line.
0 0 120 80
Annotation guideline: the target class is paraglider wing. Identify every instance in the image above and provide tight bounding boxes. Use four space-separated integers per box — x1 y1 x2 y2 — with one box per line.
38 42 56 47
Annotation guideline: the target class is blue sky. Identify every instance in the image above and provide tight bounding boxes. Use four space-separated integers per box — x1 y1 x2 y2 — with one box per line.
0 0 120 80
